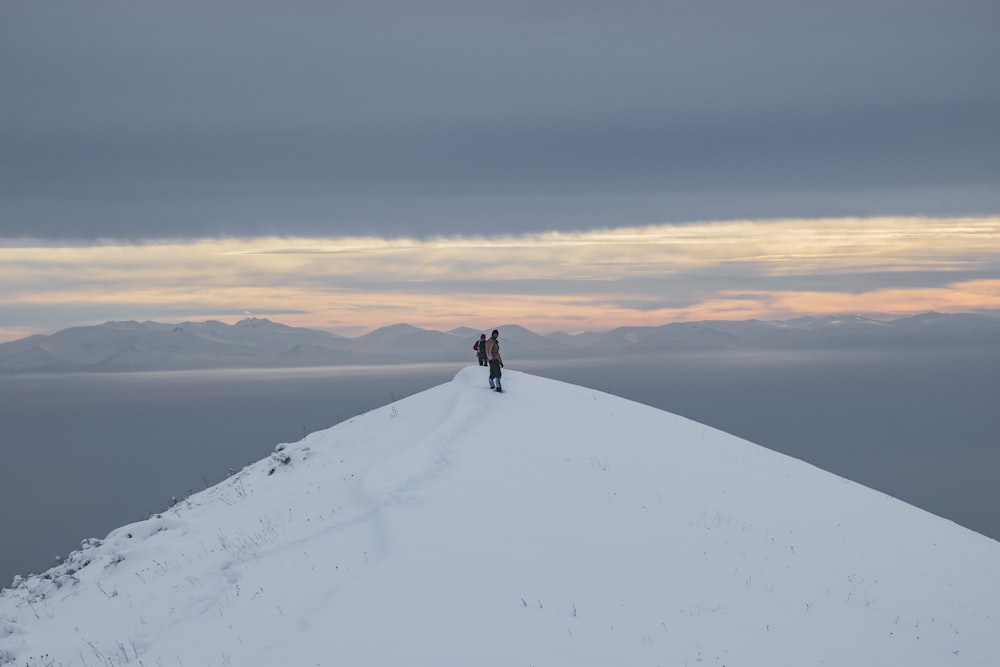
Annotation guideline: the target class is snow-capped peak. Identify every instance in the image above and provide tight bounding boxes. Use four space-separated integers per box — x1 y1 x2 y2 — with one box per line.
1 368 997 665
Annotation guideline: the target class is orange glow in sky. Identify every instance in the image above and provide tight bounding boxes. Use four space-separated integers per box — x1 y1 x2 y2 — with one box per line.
1 216 998 341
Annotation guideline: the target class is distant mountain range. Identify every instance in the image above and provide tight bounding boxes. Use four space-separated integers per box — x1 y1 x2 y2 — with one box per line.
1 312 997 374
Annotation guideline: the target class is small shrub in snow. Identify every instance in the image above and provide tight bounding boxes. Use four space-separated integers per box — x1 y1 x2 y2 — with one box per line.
267 443 293 475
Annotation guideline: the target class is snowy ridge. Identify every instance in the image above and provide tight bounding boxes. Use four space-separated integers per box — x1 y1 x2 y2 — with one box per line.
1 368 998 666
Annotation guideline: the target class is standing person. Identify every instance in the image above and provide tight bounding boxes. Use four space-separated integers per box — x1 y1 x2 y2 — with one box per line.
484 329 504 392
474 333 488 366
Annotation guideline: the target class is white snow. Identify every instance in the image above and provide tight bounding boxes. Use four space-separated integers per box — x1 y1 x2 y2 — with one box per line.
2 367 998 666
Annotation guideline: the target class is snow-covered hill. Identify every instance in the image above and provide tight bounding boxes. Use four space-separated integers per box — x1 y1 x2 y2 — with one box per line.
2 368 997 666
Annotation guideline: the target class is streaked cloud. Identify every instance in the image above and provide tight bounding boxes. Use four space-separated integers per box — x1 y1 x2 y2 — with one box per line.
2 2 998 241
1 217 997 340
2 3 996 342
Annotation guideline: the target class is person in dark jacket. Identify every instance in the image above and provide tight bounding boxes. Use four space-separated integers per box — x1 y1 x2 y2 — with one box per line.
484 329 503 392
474 333 488 366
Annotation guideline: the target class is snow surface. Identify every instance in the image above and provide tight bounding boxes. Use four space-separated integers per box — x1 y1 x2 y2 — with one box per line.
2 367 998 666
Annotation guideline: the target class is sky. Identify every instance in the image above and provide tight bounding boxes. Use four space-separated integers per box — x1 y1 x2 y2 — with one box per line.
1 1 998 340
3 367 998 664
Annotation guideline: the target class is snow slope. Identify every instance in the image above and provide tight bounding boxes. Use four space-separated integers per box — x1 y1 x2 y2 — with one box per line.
1 368 997 666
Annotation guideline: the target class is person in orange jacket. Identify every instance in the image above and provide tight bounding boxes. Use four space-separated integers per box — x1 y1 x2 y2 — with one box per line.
484 329 504 392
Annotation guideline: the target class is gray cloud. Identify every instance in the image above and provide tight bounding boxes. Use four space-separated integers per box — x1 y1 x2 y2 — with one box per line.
278 266 1000 303
1 0 998 240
